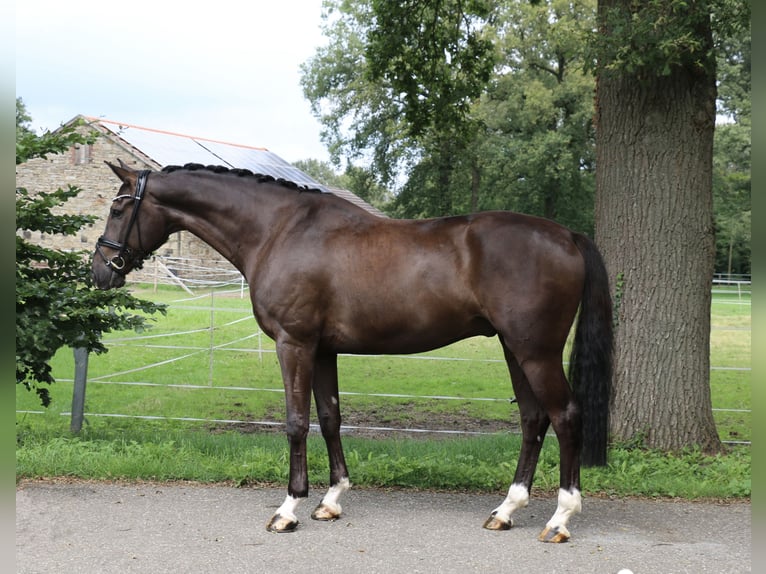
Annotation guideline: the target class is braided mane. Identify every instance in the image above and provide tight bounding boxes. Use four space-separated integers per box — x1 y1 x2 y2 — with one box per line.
161 163 322 193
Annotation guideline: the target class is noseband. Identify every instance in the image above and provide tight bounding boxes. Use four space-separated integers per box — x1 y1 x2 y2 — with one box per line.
96 170 151 275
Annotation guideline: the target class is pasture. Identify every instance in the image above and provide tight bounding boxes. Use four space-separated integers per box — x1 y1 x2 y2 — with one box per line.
17 284 751 441
16 283 751 498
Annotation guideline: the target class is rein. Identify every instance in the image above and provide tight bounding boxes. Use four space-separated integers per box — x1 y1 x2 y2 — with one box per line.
96 170 151 274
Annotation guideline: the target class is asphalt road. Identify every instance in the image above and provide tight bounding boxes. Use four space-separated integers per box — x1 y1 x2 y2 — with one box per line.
16 479 750 574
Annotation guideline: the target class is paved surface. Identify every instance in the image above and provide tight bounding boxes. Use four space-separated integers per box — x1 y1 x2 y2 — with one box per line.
16 479 750 574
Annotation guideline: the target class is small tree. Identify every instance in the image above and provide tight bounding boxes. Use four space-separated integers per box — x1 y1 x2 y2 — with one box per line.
16 99 165 407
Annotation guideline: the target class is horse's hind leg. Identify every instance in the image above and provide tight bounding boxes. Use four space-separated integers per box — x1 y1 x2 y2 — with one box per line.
521 357 583 543
310 352 350 522
484 345 550 531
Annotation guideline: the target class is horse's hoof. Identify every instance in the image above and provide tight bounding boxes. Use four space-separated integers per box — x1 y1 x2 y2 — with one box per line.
266 514 299 533
311 503 341 521
538 525 570 543
483 512 512 531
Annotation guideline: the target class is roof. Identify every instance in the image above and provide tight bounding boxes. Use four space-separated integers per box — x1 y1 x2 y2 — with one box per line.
80 116 387 218
324 186 387 217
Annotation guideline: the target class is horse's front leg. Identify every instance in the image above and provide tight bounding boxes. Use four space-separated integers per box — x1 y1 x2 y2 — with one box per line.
311 352 351 522
266 339 315 533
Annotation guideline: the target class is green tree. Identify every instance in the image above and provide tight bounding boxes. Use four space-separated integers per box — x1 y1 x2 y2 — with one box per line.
293 158 393 213
366 0 495 140
465 0 597 232
341 163 394 211
713 119 750 277
301 0 418 187
303 1 598 228
292 158 349 189
712 17 750 276
366 0 495 216
16 99 164 407
593 0 749 452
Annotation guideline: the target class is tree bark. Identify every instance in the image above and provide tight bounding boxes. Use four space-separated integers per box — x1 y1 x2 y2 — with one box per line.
595 34 722 451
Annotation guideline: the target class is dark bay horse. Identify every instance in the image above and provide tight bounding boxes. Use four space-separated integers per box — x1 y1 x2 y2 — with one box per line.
92 160 613 542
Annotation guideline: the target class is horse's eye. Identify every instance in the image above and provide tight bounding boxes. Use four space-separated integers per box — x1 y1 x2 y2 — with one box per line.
111 208 123 219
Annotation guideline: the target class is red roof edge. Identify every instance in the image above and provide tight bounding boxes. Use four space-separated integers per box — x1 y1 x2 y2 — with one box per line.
81 116 270 152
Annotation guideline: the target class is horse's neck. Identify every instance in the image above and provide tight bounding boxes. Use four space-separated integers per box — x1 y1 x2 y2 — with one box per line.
157 177 283 269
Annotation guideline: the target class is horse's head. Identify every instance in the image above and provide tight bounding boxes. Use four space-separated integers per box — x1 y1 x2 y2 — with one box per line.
91 160 168 289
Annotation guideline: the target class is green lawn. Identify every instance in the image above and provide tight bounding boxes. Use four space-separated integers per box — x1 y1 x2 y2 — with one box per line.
16 284 750 499
17 284 750 442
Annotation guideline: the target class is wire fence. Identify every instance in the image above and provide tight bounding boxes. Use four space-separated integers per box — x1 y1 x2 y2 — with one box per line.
19 256 751 445
712 275 752 301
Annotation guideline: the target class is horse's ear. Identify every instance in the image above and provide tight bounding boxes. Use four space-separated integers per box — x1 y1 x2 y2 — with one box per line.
105 159 136 184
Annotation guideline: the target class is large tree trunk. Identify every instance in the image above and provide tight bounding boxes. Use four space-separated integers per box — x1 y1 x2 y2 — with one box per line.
594 14 722 452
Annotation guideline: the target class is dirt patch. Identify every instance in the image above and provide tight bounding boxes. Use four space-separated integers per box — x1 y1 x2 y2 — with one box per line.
208 404 519 440
338 406 517 438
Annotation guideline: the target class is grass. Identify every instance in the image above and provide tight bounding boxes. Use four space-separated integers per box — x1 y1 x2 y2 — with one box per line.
16 423 751 499
16 284 751 499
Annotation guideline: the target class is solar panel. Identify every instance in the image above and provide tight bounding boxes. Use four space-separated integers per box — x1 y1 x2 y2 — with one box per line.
199 141 326 190
97 121 328 192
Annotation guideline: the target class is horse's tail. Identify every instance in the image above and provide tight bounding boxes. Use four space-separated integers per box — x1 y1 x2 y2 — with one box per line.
569 233 614 467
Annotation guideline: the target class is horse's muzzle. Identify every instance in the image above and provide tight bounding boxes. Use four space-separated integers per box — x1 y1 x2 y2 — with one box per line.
91 265 126 289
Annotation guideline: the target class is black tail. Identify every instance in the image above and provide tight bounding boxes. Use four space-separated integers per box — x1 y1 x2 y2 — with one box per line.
569 233 614 467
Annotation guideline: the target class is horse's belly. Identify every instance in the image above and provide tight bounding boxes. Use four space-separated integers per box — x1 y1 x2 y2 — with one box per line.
323 312 496 355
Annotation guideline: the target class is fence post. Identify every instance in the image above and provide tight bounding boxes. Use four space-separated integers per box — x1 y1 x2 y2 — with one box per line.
208 290 215 386
71 346 89 433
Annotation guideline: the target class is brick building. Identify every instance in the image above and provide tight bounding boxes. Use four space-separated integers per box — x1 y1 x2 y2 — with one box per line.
16 115 385 286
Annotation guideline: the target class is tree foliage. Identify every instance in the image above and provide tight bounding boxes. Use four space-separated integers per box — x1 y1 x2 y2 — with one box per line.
301 0 417 186
16 99 165 407
303 0 599 230
367 0 494 216
465 0 597 230
293 157 393 211
366 0 495 140
301 0 749 268
712 7 750 276
713 119 750 275
592 0 715 77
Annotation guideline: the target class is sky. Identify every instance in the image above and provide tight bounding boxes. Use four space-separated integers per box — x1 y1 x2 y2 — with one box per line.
15 0 331 164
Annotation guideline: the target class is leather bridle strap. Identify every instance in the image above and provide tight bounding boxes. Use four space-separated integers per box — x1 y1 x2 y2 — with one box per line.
96 170 151 274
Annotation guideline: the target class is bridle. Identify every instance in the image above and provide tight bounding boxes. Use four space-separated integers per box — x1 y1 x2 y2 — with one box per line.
95 170 151 274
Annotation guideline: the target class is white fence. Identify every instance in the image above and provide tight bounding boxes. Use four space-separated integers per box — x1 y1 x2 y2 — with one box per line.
132 255 247 294
141 256 752 300
712 275 751 301
20 257 751 444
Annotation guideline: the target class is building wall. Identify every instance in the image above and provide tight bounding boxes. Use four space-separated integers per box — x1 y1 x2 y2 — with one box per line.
16 124 239 284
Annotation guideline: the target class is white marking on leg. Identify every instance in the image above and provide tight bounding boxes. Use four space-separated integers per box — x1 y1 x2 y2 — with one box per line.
274 494 303 524
320 477 350 516
491 483 529 525
545 488 582 537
